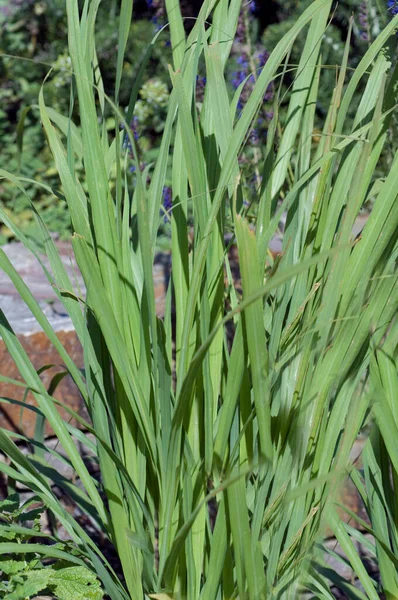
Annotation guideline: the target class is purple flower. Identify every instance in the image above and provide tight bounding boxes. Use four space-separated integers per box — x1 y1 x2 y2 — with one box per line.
232 50 250 90
230 5 274 130
151 16 163 32
232 70 247 89
129 162 147 174
236 12 246 44
162 186 172 222
131 117 139 141
196 75 207 102
263 83 274 102
358 1 369 41
257 49 270 68
122 117 139 151
146 0 165 30
232 46 274 111
387 0 398 15
123 138 133 152
249 128 260 146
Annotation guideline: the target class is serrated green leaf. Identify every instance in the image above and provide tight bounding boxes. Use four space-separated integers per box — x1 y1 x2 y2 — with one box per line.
48 566 103 600
7 569 49 600
0 528 17 541
0 559 29 575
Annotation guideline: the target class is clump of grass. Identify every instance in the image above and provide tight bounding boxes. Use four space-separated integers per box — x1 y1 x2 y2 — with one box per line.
0 1 397 598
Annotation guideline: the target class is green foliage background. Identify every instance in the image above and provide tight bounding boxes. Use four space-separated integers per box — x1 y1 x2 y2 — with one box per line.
0 0 174 242
0 0 396 243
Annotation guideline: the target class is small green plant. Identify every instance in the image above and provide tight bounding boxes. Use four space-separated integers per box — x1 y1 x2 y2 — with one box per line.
0 493 103 599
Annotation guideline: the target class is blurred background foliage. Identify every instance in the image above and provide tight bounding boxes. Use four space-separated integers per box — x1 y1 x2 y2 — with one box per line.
0 0 396 244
